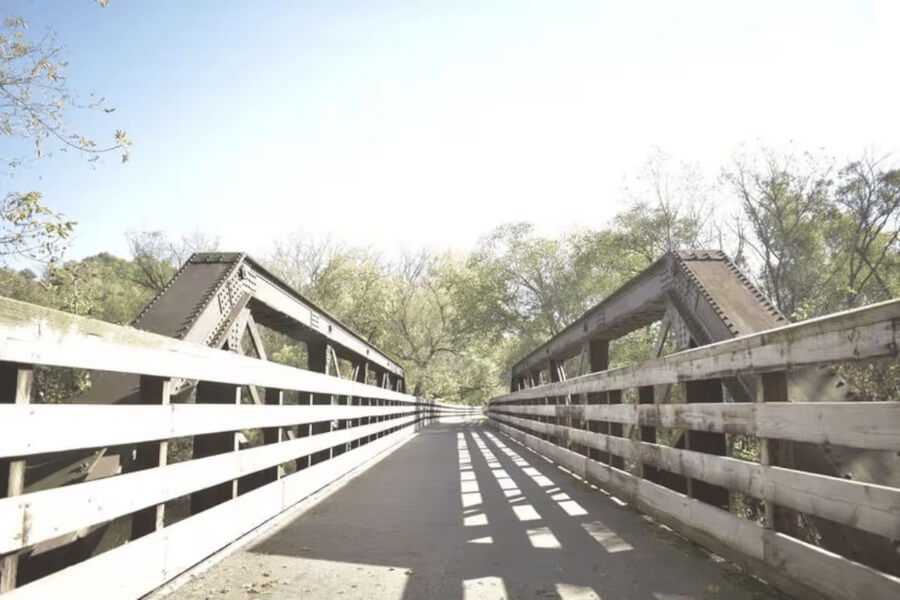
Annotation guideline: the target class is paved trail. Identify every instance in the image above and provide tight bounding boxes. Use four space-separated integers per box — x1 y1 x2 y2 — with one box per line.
171 421 783 600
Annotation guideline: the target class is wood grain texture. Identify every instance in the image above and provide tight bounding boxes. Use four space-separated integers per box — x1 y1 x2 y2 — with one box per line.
491 419 900 600
2 424 416 600
0 414 419 553
493 298 900 404
491 401 900 450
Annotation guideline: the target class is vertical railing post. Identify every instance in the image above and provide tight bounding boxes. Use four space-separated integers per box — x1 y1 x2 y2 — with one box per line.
586 339 609 464
574 345 589 458
0 363 32 593
308 341 330 465
190 381 240 514
758 371 796 534
607 388 624 470
236 387 284 492
131 376 171 539
548 359 561 444
636 385 657 481
352 361 368 448
527 370 540 439
684 377 729 508
331 347 349 456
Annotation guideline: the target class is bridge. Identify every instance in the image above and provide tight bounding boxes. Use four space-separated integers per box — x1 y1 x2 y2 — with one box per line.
0 251 897 599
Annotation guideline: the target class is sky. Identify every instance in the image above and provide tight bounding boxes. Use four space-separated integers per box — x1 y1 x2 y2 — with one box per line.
3 0 899 263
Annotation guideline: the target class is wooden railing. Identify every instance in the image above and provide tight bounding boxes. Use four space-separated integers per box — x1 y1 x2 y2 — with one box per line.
0 297 479 599
489 298 900 600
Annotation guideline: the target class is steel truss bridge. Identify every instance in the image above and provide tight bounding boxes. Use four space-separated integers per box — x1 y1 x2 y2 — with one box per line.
0 251 897 599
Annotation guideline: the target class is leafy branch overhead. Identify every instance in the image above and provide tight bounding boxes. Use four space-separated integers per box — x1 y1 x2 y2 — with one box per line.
0 191 75 263
0 10 130 263
0 15 130 164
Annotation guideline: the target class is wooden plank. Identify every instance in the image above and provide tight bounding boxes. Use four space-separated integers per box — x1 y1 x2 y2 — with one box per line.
0 414 418 553
754 402 900 450
762 529 900 600
492 402 900 450
0 404 419 458
0 296 416 403
491 413 900 539
493 298 900 405
490 419 900 600
3 422 416 600
0 365 31 593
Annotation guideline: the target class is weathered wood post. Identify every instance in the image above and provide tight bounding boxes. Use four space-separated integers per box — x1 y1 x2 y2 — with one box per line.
586 339 609 464
636 385 658 481
548 359 561 444
684 377 729 508
0 363 32 592
239 388 284 493
190 381 240 515
131 376 171 538
352 361 369 448
758 372 797 534
308 340 331 465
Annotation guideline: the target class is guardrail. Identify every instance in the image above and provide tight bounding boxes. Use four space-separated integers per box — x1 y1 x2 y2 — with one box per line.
0 297 480 598
489 298 900 600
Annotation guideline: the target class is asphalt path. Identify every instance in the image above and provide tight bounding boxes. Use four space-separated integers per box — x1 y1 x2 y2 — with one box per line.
172 420 783 600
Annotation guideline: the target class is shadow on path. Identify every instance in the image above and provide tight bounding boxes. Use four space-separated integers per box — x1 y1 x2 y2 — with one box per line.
172 420 784 600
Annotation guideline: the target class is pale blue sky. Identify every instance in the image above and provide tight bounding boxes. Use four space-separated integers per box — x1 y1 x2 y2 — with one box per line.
3 1 899 262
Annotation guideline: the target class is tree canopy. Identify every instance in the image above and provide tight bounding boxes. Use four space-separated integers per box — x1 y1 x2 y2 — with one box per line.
1 147 897 405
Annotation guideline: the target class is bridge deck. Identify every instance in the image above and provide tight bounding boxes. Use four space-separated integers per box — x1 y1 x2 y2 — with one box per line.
169 420 780 600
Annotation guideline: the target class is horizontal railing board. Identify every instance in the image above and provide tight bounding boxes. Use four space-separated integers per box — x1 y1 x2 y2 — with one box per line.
491 298 900 404
0 404 423 458
489 401 900 450
491 419 900 600
0 297 414 403
431 402 479 411
4 424 415 600
0 415 417 553
491 413 900 539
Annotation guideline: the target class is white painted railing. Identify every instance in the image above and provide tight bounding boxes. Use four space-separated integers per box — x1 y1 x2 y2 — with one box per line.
0 297 479 598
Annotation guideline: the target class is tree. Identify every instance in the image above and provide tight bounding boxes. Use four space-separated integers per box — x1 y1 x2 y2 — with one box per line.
265 233 508 403
268 235 389 343
0 11 130 263
723 147 839 318
126 229 219 293
617 149 717 265
460 223 647 380
832 156 900 307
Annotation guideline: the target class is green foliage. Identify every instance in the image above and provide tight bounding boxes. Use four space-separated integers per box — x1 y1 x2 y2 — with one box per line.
0 10 129 263
724 148 838 318
0 251 160 403
0 192 75 262
0 13 130 164
260 146 899 405
0 145 897 409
